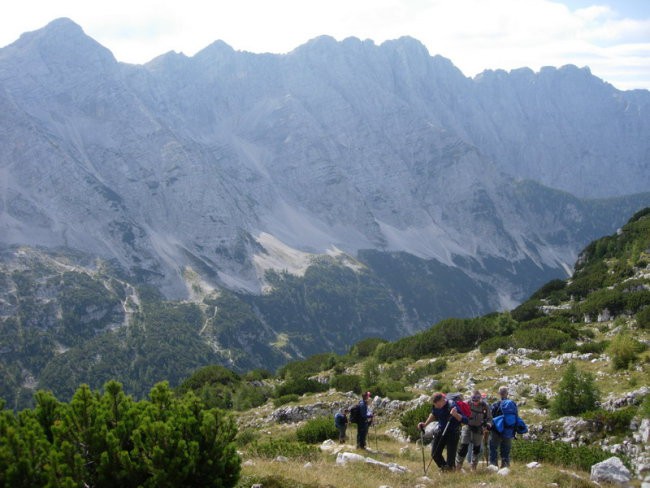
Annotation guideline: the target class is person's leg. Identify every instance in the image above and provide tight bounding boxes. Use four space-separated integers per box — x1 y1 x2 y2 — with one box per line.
432 433 446 469
456 443 469 467
470 430 482 468
455 425 471 467
471 443 481 469
489 431 500 466
501 437 513 467
445 428 460 470
359 423 369 448
356 423 364 448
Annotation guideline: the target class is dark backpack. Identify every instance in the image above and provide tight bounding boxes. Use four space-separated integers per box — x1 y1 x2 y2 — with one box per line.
349 404 361 424
446 393 471 418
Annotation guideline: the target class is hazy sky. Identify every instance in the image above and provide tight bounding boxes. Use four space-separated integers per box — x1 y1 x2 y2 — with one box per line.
1 0 649 91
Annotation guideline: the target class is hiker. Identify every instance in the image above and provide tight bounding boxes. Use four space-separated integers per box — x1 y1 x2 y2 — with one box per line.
418 392 468 471
334 407 349 444
356 391 373 450
489 385 518 468
455 390 492 470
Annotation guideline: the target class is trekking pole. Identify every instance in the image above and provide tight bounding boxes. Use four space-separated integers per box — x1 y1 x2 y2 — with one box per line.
483 429 489 466
374 421 378 451
425 421 450 475
419 428 426 475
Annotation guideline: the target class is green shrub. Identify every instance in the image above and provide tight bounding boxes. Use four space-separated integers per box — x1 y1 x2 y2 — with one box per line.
513 327 571 351
385 390 415 401
637 306 650 330
551 363 599 416
400 402 432 443
236 428 259 447
579 288 625 317
495 355 507 365
349 337 388 358
232 383 272 410
576 340 610 354
479 336 513 354
511 440 626 472
608 333 642 370
273 394 300 407
243 369 272 381
582 407 637 434
533 393 550 409
277 353 339 379
295 416 339 444
330 374 362 394
275 377 328 397
531 279 567 301
511 300 544 322
247 439 319 460
8 381 242 488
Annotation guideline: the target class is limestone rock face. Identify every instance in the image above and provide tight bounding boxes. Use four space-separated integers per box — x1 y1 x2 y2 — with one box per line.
1 18 650 301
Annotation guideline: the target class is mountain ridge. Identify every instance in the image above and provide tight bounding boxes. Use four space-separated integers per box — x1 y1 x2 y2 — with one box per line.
1 18 649 317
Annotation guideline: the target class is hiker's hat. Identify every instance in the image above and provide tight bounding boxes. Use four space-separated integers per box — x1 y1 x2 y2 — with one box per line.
363 391 372 399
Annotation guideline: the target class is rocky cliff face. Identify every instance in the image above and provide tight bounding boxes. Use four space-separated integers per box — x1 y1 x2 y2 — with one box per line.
1 18 649 305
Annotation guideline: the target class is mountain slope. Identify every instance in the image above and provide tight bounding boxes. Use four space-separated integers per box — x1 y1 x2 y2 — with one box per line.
1 18 649 306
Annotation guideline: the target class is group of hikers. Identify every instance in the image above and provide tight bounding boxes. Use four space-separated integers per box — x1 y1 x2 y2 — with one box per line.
335 386 525 472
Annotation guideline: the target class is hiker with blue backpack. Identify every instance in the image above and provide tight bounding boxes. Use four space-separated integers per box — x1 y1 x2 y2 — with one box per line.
489 385 518 468
334 407 349 444
418 392 469 471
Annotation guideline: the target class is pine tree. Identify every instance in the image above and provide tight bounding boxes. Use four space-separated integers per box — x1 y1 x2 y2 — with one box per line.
551 362 599 416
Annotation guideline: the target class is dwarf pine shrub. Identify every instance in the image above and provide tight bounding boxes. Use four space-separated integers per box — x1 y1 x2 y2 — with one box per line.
296 416 339 444
400 402 432 443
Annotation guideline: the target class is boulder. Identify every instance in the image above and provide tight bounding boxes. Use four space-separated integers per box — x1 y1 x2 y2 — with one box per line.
590 457 631 486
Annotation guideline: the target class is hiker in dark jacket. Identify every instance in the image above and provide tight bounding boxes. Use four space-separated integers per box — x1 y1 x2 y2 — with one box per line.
418 392 468 471
489 385 518 468
456 390 492 470
356 392 373 450
334 408 349 444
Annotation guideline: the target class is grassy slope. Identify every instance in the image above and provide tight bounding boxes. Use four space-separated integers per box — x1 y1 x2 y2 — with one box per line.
230 210 650 487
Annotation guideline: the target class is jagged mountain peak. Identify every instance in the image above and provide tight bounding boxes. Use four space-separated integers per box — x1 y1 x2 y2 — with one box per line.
193 39 236 60
1 17 116 69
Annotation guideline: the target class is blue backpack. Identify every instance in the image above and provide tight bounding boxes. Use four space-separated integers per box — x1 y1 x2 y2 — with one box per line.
493 399 519 438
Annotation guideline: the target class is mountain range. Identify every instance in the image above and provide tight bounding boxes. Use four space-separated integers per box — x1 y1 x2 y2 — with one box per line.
1 18 650 391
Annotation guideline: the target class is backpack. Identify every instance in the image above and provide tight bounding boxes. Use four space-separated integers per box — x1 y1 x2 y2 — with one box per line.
492 399 520 439
349 404 361 424
500 399 518 429
447 393 471 418
515 416 528 434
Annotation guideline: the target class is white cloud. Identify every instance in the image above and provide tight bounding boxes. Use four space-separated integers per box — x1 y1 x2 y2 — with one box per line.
1 0 648 90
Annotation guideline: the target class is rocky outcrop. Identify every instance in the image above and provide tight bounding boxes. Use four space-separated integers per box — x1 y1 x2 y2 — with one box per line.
590 457 632 486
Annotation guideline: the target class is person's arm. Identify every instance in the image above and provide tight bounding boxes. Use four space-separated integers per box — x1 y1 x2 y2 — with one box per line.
485 403 493 429
418 413 435 430
450 406 466 424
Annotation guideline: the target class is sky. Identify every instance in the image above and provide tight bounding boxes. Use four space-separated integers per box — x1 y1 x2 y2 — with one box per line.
1 0 649 91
